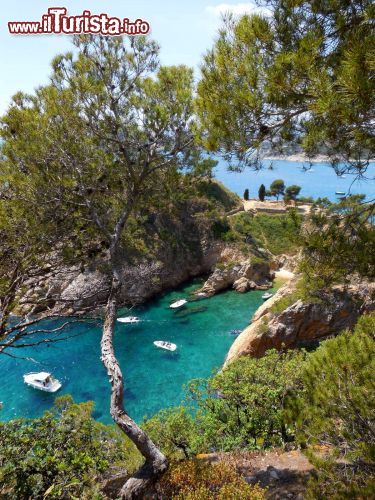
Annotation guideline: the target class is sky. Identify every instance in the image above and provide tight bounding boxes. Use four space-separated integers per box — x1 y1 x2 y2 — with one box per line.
0 1 269 115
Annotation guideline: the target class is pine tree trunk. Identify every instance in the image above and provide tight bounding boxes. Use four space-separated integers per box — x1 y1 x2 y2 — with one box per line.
101 274 168 499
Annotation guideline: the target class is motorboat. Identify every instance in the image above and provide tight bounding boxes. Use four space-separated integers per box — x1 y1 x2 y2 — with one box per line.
23 372 62 393
335 191 346 195
117 316 140 324
230 329 242 335
170 299 187 309
153 341 177 352
262 292 273 301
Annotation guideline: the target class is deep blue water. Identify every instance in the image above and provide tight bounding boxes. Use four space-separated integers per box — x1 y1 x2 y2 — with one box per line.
214 158 375 201
0 279 276 423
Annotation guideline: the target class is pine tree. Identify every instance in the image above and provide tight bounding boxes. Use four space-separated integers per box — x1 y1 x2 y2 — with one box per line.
288 313 375 497
284 185 301 202
258 184 266 202
244 188 249 200
270 179 285 200
197 1 374 175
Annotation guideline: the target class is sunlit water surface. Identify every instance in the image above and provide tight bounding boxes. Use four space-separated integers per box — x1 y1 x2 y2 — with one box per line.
0 280 275 423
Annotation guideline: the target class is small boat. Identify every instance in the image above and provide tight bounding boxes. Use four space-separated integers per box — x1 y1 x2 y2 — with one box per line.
262 292 273 301
230 329 242 335
153 341 177 352
117 316 140 324
335 191 346 195
23 372 61 393
170 299 187 309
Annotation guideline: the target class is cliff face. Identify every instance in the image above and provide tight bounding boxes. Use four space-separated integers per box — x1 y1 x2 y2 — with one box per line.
225 281 375 364
18 210 225 315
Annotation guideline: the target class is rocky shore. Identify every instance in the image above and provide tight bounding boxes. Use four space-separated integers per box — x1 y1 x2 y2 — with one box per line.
225 279 375 364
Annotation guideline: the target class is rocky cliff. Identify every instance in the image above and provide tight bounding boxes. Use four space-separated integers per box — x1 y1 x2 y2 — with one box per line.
225 280 375 364
17 191 275 315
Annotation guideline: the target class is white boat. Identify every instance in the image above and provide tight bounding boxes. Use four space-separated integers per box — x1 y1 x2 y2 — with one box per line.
335 191 346 195
153 341 177 352
262 292 273 301
117 316 140 324
170 299 187 309
23 372 62 393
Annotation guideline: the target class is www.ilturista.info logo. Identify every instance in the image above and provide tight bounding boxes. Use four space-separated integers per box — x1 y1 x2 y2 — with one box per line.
8 8 150 36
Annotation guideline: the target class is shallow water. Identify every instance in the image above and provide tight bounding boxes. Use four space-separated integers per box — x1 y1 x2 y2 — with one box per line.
214 158 375 201
0 279 275 423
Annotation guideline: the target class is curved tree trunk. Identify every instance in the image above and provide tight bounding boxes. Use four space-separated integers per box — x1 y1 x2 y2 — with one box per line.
101 274 168 499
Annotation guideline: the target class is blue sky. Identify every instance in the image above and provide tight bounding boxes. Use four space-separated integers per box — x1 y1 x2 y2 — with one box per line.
0 1 268 115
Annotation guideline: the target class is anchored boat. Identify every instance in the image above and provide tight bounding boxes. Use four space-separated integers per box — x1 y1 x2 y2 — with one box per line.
262 292 273 301
23 372 62 393
153 341 177 352
117 316 140 324
170 299 187 309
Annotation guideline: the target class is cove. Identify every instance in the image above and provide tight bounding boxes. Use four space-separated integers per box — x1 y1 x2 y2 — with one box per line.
0 279 272 424
214 158 375 201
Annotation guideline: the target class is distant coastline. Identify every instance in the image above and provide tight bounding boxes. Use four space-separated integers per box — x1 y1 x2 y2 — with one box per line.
264 153 331 163
264 153 375 164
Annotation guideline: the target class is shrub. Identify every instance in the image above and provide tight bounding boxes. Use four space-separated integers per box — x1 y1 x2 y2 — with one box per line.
0 396 139 499
230 212 302 255
288 313 375 498
191 349 306 451
157 459 266 499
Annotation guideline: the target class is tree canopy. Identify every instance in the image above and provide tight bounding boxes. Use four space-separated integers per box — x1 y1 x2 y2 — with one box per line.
197 0 375 174
0 33 214 496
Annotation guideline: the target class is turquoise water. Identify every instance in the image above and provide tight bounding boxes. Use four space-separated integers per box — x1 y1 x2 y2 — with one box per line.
0 279 273 423
214 158 375 201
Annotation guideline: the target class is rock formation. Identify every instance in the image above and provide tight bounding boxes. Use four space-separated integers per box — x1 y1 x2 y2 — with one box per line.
225 281 375 364
194 261 273 297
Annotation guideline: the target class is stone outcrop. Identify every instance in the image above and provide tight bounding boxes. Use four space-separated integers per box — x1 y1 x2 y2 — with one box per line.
195 261 273 297
225 281 375 364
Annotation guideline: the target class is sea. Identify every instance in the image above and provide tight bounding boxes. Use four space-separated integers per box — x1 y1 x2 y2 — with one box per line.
1 158 373 423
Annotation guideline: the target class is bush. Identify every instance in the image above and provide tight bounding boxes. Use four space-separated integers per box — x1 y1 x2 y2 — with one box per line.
288 313 375 498
157 459 266 499
143 407 201 460
230 212 302 255
0 396 139 499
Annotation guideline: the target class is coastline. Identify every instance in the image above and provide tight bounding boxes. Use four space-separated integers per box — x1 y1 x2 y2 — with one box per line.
264 153 375 164
264 153 331 163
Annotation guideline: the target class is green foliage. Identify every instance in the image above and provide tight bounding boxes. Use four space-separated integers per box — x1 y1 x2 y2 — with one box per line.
244 188 250 201
299 195 375 292
258 184 266 202
211 218 231 239
197 1 375 174
270 179 285 200
0 396 140 499
190 349 306 451
196 179 241 211
288 313 375 498
158 459 266 499
228 212 302 255
284 185 301 202
0 35 209 265
143 407 201 460
298 196 314 204
146 350 306 457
